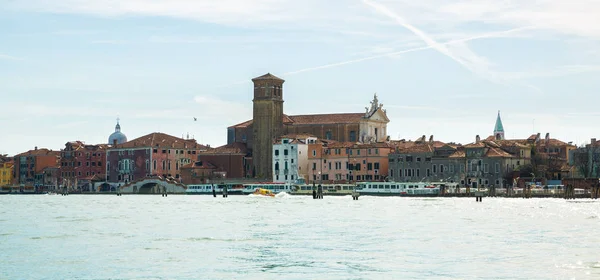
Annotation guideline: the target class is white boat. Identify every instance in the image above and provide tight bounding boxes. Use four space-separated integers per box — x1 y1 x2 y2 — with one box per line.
186 184 245 195
356 182 440 196
290 184 356 196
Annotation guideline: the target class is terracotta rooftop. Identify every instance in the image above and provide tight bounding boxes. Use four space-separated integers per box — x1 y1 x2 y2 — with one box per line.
14 148 60 157
464 142 486 148
200 142 248 155
327 142 356 149
287 113 364 125
66 141 110 151
114 132 208 150
485 147 513 158
397 143 434 154
448 149 466 158
229 113 365 128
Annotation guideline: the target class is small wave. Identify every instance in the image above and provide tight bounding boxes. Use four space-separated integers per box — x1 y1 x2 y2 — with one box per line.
186 237 258 242
592 262 600 269
275 192 291 198
587 215 598 219
30 235 75 240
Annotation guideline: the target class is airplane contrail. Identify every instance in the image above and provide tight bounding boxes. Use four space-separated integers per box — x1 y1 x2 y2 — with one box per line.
283 25 534 77
361 0 520 82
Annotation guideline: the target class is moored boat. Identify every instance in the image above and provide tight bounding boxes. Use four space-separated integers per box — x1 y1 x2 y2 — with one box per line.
186 184 245 195
356 182 441 196
289 184 355 196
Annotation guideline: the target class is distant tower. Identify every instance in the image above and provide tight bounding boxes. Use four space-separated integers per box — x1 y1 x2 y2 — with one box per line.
108 117 128 145
494 111 505 140
252 73 284 179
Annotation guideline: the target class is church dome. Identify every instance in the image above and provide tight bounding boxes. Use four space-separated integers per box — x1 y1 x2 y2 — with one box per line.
108 119 127 145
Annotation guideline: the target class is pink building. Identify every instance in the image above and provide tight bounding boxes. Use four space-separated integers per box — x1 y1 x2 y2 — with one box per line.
307 140 395 184
106 132 208 184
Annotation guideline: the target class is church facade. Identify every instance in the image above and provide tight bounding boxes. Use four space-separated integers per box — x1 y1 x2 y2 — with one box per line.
227 73 390 179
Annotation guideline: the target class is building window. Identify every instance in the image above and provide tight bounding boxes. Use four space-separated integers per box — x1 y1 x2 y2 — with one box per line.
350 131 357 142
275 150 279 156
275 162 280 171
153 160 157 170
312 163 316 170
284 149 289 156
312 150 316 156
495 163 500 173
325 131 332 140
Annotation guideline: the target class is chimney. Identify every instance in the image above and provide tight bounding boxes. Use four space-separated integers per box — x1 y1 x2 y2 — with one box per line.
429 135 433 143
476 135 480 143
592 138 597 145
536 133 541 143
34 146 38 150
545 133 550 143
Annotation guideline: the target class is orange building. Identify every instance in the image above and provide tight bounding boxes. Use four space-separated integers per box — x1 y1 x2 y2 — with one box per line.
13 147 60 188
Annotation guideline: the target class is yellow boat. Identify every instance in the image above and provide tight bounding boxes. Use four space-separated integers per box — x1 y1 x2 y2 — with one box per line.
253 188 275 197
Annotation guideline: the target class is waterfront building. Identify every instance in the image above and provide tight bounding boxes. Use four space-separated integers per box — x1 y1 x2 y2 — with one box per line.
12 147 60 188
226 73 390 179
0 155 14 186
389 135 530 188
180 160 218 184
106 133 207 184
60 141 108 190
197 142 252 179
306 139 395 184
570 138 600 178
272 134 312 183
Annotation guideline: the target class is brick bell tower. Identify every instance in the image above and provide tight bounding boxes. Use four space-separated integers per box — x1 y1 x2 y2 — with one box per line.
252 73 284 179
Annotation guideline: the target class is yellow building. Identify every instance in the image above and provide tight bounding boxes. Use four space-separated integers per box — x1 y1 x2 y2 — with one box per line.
0 157 14 186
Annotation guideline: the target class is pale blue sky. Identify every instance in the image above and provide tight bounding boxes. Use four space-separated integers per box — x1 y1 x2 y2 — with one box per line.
2 0 599 156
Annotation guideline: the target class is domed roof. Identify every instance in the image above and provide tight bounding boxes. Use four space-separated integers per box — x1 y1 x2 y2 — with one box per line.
108 119 127 145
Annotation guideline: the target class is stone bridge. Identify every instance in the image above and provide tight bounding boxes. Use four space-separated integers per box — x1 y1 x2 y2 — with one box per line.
119 177 187 194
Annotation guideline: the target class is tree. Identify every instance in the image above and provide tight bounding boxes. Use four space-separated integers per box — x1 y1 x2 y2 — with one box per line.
572 148 593 178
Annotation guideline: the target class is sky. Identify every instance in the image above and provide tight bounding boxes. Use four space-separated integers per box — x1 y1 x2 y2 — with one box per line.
1 0 600 156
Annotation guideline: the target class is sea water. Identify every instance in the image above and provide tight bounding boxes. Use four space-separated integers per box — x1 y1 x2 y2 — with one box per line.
1 195 599 279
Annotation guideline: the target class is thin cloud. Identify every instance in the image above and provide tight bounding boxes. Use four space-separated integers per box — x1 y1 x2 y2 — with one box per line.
0 54 24 61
